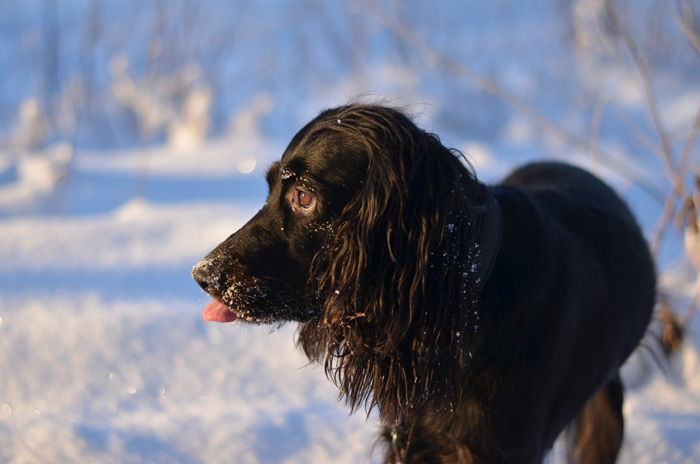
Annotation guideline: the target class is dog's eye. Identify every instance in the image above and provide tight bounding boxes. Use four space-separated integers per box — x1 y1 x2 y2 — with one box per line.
298 190 315 209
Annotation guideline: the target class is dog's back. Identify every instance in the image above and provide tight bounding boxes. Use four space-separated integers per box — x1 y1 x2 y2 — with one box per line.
502 162 640 230
479 162 655 462
500 162 655 352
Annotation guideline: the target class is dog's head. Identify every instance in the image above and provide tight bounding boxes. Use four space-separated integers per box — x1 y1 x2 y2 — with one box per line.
193 104 494 418
191 106 372 323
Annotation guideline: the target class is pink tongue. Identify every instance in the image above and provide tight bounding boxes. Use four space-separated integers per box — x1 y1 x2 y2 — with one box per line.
202 300 238 323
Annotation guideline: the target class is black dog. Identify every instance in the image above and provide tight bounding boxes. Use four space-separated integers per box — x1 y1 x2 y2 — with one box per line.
192 105 655 463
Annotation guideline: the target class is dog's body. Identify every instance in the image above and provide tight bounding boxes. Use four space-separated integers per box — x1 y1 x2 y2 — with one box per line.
193 105 655 463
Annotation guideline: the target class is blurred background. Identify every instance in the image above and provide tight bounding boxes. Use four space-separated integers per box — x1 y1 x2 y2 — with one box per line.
0 1 699 463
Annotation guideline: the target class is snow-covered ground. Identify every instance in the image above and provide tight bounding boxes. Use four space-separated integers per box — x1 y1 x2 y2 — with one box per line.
1 1 699 463
1 129 698 464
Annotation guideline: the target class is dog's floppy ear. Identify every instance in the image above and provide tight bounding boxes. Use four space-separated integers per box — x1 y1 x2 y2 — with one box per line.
299 106 485 422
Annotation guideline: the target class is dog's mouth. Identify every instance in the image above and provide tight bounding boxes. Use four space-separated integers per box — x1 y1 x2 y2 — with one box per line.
195 262 276 324
202 299 240 323
201 297 275 324
194 263 320 324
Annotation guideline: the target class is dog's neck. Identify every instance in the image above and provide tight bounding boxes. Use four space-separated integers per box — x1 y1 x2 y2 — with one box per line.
473 185 502 291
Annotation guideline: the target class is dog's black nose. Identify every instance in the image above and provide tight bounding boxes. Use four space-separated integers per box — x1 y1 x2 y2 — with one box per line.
192 260 224 297
192 264 211 292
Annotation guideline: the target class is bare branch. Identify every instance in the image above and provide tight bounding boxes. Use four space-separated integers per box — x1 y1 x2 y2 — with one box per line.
366 1 665 203
678 104 700 185
677 0 700 57
648 97 700 257
589 91 611 173
603 1 676 178
601 1 700 272
611 101 665 162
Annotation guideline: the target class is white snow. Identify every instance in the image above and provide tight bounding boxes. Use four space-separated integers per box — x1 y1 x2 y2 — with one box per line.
0 1 698 462
0 294 374 464
1 130 698 464
0 199 377 463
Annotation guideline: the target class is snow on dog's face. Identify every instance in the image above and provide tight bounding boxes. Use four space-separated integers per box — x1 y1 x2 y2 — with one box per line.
192 108 368 324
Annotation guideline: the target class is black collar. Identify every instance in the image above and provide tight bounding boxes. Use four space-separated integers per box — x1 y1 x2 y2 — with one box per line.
473 185 502 292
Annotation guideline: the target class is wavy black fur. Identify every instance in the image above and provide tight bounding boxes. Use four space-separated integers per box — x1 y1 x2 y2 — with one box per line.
193 104 656 463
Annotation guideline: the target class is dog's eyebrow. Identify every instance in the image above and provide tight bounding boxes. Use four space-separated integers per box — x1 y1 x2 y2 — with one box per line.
280 158 311 181
280 166 295 180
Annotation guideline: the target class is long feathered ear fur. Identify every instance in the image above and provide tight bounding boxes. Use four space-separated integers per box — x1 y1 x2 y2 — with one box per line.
299 105 485 424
